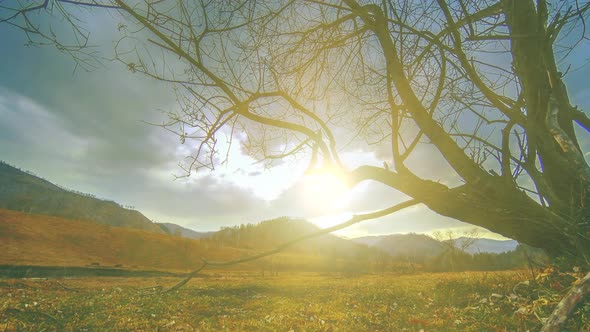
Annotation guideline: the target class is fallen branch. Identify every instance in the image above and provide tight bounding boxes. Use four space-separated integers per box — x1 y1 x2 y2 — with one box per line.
541 271 590 332
55 280 85 293
162 199 419 293
163 262 208 293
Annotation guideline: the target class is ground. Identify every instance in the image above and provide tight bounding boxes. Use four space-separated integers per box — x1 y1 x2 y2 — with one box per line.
1 270 588 331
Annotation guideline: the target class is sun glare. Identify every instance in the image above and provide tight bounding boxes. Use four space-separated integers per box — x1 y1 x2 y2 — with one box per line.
310 213 353 229
302 167 349 212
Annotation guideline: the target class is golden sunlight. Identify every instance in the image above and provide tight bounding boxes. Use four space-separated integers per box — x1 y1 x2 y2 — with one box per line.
302 167 349 212
310 212 353 229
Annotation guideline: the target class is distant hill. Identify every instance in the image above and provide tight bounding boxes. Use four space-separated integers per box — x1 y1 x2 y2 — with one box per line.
213 217 335 250
353 234 445 259
158 222 215 239
211 217 383 259
451 237 519 254
352 233 519 257
351 235 385 247
0 161 163 234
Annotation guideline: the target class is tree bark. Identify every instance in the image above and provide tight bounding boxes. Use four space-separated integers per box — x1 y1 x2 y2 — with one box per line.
503 0 590 226
541 271 590 332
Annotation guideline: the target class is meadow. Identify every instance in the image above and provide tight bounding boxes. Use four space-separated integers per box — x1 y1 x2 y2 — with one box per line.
1 270 588 331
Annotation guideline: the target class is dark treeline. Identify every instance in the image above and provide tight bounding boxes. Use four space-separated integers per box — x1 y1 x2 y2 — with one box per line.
421 244 548 273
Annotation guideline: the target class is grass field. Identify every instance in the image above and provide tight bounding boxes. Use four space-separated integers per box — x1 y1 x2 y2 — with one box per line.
0 209 371 274
1 270 588 331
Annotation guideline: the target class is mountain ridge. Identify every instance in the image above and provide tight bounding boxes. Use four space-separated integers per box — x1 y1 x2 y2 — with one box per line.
451 237 519 254
0 161 164 233
352 233 518 255
157 222 215 239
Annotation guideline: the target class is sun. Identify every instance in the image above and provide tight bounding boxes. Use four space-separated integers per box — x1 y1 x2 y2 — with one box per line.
302 167 349 212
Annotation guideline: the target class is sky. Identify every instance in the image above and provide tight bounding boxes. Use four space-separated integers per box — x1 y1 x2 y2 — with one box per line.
1 4 590 240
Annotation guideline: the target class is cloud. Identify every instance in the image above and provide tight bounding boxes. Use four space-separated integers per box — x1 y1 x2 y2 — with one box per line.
0 87 271 231
124 173 267 228
0 26 301 232
0 89 94 168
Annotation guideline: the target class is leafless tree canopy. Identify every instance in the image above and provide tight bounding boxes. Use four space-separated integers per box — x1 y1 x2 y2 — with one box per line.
3 0 590 259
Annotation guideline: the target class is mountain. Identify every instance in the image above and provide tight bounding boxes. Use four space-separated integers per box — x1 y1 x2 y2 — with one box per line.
452 237 519 254
0 161 163 234
350 235 385 247
206 217 393 273
353 233 519 257
354 234 445 258
211 217 381 258
158 222 215 239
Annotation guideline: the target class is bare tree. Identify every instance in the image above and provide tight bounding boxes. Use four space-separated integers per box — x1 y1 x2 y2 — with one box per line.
432 228 480 271
3 0 590 261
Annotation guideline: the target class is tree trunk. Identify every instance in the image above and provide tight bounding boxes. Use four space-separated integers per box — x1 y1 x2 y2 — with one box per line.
352 166 589 259
503 0 590 225
421 181 587 259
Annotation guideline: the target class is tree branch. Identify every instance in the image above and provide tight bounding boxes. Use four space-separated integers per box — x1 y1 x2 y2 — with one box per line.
436 0 523 124
345 0 491 185
572 108 590 134
162 199 418 292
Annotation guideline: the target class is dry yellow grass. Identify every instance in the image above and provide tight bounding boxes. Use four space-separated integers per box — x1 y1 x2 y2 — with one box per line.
0 209 356 273
1 271 588 331
0 209 242 272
